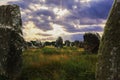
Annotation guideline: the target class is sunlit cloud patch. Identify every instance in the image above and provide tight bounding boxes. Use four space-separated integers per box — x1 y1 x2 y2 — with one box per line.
0 0 114 41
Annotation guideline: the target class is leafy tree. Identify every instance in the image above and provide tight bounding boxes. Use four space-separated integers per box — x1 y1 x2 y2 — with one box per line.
44 41 51 46
55 36 63 48
83 32 100 53
30 41 37 46
51 41 56 46
30 41 42 48
26 41 33 47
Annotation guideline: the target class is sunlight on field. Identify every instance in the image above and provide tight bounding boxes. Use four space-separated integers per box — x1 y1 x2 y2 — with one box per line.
23 46 83 66
22 46 97 80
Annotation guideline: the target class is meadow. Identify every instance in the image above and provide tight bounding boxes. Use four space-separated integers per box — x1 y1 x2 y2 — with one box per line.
21 46 97 80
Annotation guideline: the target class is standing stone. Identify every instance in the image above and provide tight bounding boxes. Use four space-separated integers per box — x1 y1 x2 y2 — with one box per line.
96 0 120 80
0 5 24 80
56 37 63 48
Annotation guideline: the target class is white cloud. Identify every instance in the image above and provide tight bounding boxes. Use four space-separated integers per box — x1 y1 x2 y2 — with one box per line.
0 0 112 41
0 0 17 5
53 7 70 20
46 23 67 37
23 21 53 41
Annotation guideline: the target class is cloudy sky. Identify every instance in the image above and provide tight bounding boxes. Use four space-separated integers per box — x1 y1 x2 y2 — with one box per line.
0 0 114 41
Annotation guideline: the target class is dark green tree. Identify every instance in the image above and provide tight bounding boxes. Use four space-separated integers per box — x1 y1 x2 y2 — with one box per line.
26 41 33 48
44 41 51 46
30 41 37 46
51 41 56 46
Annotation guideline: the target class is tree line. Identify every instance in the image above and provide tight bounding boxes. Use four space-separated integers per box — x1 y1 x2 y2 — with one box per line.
25 32 101 53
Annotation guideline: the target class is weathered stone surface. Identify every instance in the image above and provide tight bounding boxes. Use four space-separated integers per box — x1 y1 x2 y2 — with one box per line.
0 4 24 80
96 0 120 80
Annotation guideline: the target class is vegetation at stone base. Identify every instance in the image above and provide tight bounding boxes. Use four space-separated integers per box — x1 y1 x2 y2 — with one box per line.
21 46 97 80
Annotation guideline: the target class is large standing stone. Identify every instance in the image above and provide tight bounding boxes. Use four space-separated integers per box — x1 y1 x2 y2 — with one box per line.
0 4 24 80
96 0 120 80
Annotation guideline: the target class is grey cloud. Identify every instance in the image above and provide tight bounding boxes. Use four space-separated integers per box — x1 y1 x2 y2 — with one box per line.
8 0 55 31
54 20 103 33
7 0 113 41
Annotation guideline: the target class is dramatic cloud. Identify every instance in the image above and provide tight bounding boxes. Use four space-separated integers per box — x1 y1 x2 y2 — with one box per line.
0 0 114 41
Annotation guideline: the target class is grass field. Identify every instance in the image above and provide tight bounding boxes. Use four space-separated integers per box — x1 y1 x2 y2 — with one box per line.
21 46 97 80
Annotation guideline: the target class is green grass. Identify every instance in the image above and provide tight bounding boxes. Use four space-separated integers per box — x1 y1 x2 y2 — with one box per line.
21 46 97 80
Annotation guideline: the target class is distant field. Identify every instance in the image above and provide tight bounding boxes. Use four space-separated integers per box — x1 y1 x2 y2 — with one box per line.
22 46 97 80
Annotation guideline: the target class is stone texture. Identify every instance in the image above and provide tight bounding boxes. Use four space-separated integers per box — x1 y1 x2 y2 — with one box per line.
96 0 120 80
0 4 24 80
